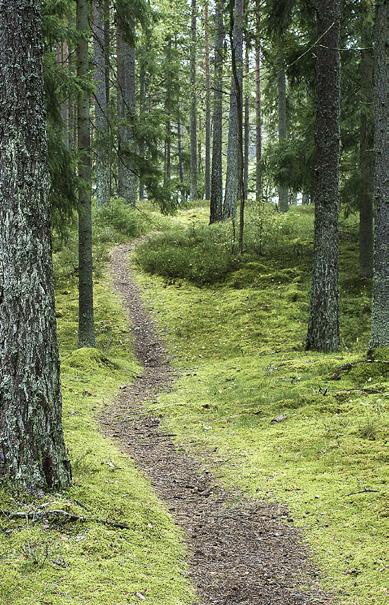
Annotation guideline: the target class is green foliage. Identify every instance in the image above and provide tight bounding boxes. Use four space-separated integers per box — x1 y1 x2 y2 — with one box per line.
94 197 148 242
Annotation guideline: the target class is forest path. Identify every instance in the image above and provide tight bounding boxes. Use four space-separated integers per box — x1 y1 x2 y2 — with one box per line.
100 241 331 605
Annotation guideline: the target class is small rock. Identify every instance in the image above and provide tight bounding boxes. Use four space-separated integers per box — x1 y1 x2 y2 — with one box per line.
271 414 287 424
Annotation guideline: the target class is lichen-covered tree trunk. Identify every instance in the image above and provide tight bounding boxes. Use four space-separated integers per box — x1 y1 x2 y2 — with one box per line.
255 1 262 202
370 0 389 349
223 0 243 220
190 0 198 201
0 0 71 493
306 0 341 352
277 66 289 212
93 0 111 207
243 42 250 201
117 18 138 205
210 0 224 223
77 0 96 348
204 1 211 200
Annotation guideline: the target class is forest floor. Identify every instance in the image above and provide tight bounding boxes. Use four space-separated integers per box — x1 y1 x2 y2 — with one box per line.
102 241 331 605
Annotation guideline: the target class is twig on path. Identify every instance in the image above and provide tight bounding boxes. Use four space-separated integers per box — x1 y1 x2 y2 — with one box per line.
1 509 129 530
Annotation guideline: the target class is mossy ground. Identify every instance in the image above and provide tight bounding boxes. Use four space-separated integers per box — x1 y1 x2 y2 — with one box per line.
134 204 388 605
0 204 194 605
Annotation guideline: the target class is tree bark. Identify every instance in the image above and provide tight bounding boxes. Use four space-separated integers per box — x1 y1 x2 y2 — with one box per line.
56 42 71 148
117 15 138 205
93 0 111 207
306 0 341 352
255 1 262 201
204 1 211 200
277 66 289 212
370 0 389 349
223 0 244 220
0 0 71 492
77 0 96 348
190 0 198 200
243 41 250 201
358 32 374 277
138 57 146 200
210 0 225 223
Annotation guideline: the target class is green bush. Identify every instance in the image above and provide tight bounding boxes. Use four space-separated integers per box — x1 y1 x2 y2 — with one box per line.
94 197 147 242
136 225 237 285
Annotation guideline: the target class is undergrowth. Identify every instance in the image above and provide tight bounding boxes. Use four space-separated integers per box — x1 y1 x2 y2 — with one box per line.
0 199 194 605
134 204 388 605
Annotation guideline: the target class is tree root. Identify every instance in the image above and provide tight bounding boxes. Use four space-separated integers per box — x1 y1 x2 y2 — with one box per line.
1 509 129 529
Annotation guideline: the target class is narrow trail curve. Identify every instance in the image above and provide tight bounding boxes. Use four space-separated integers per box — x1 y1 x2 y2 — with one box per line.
100 242 332 605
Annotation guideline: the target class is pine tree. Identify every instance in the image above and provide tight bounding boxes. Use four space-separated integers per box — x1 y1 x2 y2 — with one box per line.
210 0 225 223
370 0 389 349
0 0 71 492
255 0 262 201
77 0 96 348
306 0 341 352
204 0 211 200
277 63 289 212
190 0 198 200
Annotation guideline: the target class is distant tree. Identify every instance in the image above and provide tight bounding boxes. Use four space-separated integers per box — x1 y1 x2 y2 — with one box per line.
370 0 389 350
224 0 244 220
277 61 289 212
0 0 71 492
93 0 111 207
77 0 96 347
255 0 262 201
210 0 225 223
204 0 211 200
306 0 341 352
190 0 198 200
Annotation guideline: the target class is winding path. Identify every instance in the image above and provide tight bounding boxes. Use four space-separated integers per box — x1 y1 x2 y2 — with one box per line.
100 242 331 605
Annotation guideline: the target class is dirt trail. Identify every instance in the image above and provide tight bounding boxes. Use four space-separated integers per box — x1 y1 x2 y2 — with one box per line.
100 242 331 605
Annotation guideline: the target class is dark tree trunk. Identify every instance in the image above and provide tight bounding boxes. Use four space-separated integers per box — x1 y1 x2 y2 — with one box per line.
210 0 224 223
223 0 244 220
190 0 198 200
358 35 374 277
255 1 262 201
77 0 96 348
370 0 389 349
117 16 137 205
277 66 289 212
164 39 172 189
56 42 71 148
0 0 71 492
139 58 146 200
93 0 111 207
243 41 250 201
204 1 211 200
177 115 185 199
306 0 341 352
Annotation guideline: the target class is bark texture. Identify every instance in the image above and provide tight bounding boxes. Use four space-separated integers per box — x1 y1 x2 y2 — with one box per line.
255 2 262 201
93 0 111 207
223 0 244 219
204 1 211 200
277 66 289 212
210 0 224 223
77 0 96 348
306 0 341 352
190 0 198 200
370 0 389 348
244 42 250 201
0 0 71 492
117 18 138 205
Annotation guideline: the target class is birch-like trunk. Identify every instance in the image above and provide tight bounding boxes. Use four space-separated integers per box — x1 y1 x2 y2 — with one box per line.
0 0 71 492
370 0 389 349
210 0 225 223
223 0 244 220
306 0 341 352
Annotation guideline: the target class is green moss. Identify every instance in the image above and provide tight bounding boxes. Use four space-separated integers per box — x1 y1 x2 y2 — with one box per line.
0 274 194 605
133 205 388 605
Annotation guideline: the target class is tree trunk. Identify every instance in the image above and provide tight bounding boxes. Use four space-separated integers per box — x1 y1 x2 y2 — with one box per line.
56 42 71 148
177 115 185 199
255 1 262 201
164 38 172 189
77 0 96 348
306 0 341 352
117 16 137 205
277 66 289 212
223 0 244 220
358 32 374 277
370 0 389 349
204 1 211 200
139 58 146 200
0 0 71 493
243 41 250 201
210 0 224 223
93 0 111 207
190 0 198 200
